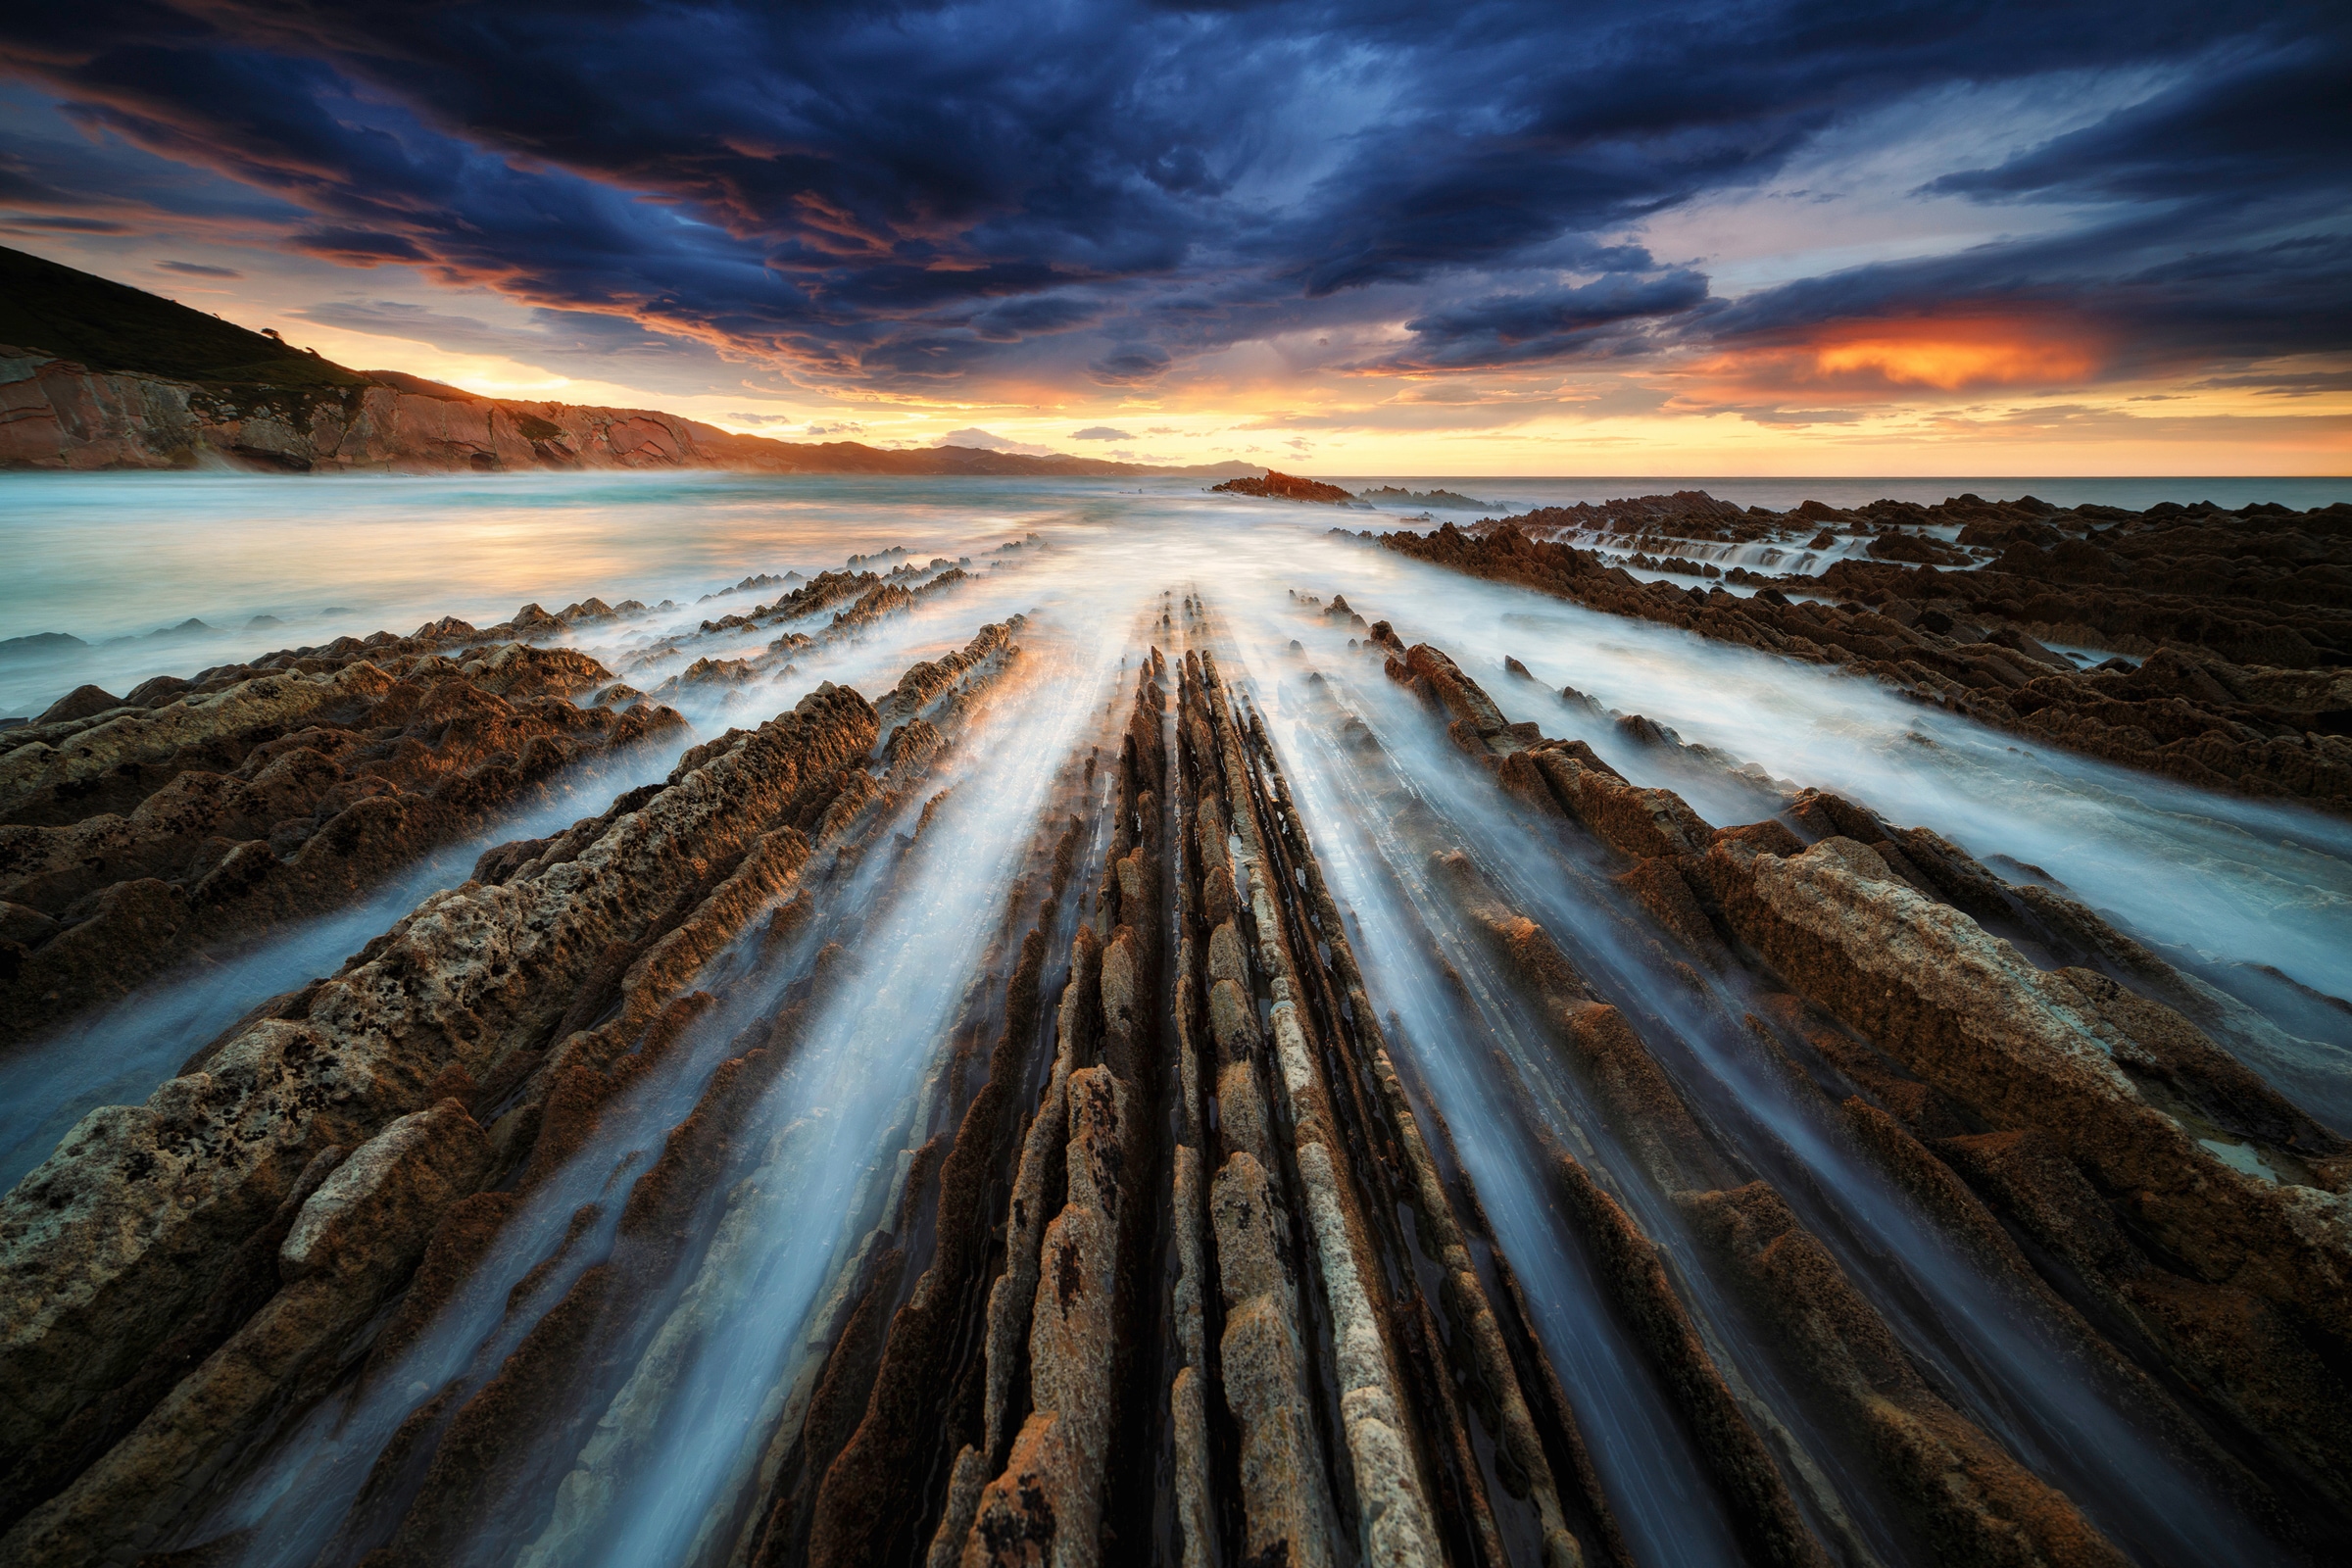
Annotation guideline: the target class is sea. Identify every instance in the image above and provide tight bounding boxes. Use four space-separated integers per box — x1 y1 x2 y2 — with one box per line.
4 470 2347 720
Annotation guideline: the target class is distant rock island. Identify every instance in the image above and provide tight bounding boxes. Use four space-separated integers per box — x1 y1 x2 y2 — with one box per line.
0 246 1256 478
1208 473 1498 509
1361 484 1500 510
1210 468 1357 503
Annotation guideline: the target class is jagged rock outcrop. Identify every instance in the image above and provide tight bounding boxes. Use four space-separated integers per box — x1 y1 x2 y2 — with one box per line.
1379 514 2352 813
1702 828 2352 1510
1171 630 1611 1568
1 643 684 1039
4 596 657 736
1362 485 1500 511
0 662 901 1558
0 1101 487 1559
1359 605 2352 1553
1212 468 1356 504
626 564 975 698
1682 1181 2132 1568
304 624 1015 1568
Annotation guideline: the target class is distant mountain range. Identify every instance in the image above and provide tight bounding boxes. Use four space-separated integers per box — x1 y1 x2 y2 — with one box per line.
0 245 1258 478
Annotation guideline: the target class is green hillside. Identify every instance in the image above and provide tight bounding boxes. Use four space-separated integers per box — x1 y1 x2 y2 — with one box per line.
0 244 367 391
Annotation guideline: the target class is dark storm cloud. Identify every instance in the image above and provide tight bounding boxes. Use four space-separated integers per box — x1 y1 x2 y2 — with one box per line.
287 227 430 265
1 1 2346 390
1707 222 2352 380
2190 369 2352 397
1656 14 2352 386
1383 271 1713 369
968 294 1103 341
0 151 89 209
1090 341 1173 385
1 214 130 232
0 81 310 229
1924 29 2352 207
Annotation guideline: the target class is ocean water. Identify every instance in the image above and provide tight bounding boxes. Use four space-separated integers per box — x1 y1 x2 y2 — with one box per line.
4 469 2346 720
8 466 2342 1090
1322 474 2352 514
5 468 2348 1565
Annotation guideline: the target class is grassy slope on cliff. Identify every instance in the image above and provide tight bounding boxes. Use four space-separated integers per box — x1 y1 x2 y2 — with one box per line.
0 243 1258 476
0 245 367 393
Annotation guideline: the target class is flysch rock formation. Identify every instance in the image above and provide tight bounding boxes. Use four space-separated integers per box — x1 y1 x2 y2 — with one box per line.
631 564 977 706
0 639 685 1040
634 563 965 678
1375 500 2352 814
0 564 2347 1568
0 558 991 1041
0 621 1025 1564
1340 602 2352 1561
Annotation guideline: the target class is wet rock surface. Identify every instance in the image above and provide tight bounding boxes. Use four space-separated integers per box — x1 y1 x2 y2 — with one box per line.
0 641 685 1040
1212 469 1357 504
1380 499 2352 813
1348 602 2352 1560
1 559 2346 1568
0 620 956 1558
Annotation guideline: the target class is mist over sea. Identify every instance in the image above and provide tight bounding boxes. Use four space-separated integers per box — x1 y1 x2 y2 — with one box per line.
4 471 2347 720
5 467 2345 1010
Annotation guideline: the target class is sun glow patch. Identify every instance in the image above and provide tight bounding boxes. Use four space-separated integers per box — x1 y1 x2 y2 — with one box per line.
1811 329 2103 388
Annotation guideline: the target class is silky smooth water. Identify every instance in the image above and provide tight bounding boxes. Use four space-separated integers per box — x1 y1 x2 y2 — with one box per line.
6 470 2348 1568
7 470 2347 718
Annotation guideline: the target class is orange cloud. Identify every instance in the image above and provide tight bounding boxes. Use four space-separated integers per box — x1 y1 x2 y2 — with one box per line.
1690 315 2106 398
1811 327 2100 388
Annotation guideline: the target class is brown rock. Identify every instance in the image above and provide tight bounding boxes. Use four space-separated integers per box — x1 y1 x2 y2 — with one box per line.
0 1102 486 1566
1551 1157 1827 1568
1210 1151 1339 1568
0 647 685 1038
0 682 877 1476
1683 1182 2130 1568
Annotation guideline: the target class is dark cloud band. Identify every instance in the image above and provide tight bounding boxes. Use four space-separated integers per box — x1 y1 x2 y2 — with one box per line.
1 0 2343 395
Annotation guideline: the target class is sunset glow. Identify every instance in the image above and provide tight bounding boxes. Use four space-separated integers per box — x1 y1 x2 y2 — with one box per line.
1809 327 2103 389
0 4 2343 472
4 12 2352 1567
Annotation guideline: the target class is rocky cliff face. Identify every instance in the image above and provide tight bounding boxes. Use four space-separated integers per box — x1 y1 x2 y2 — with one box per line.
0 242 1254 475
0 347 796 474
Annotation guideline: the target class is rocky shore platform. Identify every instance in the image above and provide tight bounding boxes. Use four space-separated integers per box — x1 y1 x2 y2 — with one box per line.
0 552 2346 1568
1374 492 2352 814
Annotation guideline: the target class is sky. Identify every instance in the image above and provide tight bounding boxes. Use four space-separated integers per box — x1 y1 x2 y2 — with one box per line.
1 1 2347 475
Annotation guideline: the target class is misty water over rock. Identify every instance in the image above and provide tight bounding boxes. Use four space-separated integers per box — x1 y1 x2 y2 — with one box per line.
1 472 2348 1568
